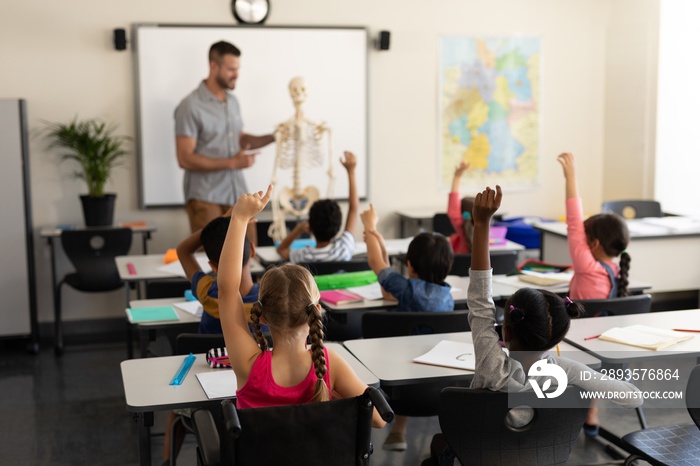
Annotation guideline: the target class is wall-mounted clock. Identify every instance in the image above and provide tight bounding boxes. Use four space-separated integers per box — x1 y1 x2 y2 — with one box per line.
232 0 270 25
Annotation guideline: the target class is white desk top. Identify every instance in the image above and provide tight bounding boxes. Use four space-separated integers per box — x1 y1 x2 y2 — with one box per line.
565 309 700 363
116 254 264 281
492 274 652 295
535 217 700 239
40 223 157 237
121 342 378 412
343 332 600 387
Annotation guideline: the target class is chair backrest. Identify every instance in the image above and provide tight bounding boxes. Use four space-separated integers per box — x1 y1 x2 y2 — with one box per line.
449 250 519 277
577 294 652 318
439 386 590 466
602 200 662 219
213 387 393 466
145 278 191 299
60 228 132 291
361 310 470 339
433 213 456 236
175 333 226 355
298 260 371 275
687 364 700 429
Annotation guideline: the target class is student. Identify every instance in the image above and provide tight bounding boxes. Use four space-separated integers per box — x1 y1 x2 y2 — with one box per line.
162 213 260 465
361 204 454 451
277 151 359 263
218 185 385 427
558 152 632 433
429 185 642 466
557 152 631 299
447 161 475 253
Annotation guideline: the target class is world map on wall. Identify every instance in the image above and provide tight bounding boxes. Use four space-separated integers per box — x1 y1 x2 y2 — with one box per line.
440 36 541 189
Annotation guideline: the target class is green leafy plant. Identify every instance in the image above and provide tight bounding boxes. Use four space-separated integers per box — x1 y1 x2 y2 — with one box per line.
43 118 130 197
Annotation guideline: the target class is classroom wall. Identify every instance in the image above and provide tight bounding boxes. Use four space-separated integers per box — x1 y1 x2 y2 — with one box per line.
0 0 658 324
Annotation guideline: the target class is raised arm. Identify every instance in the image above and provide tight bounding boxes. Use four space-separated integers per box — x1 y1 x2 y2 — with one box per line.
218 185 273 384
176 229 204 282
361 204 389 275
451 161 469 193
276 221 309 260
471 186 502 271
176 136 258 172
341 152 359 234
556 152 578 200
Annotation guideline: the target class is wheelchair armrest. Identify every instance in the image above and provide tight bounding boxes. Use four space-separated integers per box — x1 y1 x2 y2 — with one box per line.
367 386 395 423
192 409 220 466
222 398 242 439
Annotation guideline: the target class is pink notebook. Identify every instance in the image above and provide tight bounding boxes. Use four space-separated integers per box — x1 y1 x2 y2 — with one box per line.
320 289 364 305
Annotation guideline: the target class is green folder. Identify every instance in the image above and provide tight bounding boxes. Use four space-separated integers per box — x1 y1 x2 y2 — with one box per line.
127 306 179 323
314 270 378 291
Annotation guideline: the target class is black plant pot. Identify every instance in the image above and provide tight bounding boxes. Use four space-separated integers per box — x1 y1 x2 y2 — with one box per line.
80 194 116 227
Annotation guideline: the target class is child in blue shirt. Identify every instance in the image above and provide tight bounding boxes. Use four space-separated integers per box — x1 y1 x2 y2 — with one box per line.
360 203 455 451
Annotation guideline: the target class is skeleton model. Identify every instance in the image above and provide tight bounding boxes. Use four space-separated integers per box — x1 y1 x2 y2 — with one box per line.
268 77 334 243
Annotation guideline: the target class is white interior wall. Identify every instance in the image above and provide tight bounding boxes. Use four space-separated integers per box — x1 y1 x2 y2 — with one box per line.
0 0 657 324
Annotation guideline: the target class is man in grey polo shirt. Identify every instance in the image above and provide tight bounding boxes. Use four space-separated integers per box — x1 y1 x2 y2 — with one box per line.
175 41 274 233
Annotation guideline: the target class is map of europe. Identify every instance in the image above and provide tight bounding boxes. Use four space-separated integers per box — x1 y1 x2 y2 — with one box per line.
440 36 540 189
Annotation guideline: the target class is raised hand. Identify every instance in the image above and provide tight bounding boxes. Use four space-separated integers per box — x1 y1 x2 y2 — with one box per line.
472 185 502 225
231 185 273 220
360 203 378 231
340 151 357 171
453 160 470 178
556 152 576 180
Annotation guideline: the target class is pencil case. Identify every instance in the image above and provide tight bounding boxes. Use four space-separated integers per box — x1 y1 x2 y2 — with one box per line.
206 347 231 368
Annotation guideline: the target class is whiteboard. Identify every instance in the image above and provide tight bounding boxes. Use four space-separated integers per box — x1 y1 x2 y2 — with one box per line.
133 25 368 207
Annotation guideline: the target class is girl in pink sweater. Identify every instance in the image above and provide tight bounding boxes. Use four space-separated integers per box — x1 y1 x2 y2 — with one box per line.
558 153 631 300
447 161 474 253
217 185 385 427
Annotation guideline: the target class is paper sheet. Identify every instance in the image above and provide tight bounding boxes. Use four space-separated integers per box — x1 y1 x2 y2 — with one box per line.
413 340 476 371
173 301 203 318
196 371 238 399
599 324 694 350
157 254 212 277
346 282 383 300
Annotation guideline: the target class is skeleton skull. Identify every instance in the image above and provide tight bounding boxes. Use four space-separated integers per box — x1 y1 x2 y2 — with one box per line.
288 77 307 106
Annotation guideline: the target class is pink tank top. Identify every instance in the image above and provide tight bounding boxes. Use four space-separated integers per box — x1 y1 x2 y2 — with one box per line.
236 347 332 409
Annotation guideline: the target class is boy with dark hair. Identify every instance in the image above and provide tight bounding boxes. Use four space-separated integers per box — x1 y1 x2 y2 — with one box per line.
177 214 258 334
276 151 359 262
360 203 455 451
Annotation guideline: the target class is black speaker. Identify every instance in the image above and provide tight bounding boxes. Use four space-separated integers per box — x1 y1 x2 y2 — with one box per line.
377 31 390 51
113 28 127 51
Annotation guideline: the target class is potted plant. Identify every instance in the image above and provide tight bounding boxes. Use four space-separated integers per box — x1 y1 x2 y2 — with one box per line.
43 117 130 226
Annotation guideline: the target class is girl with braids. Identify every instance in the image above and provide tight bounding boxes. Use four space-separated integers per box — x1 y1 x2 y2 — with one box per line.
557 152 631 299
428 185 642 466
217 185 386 426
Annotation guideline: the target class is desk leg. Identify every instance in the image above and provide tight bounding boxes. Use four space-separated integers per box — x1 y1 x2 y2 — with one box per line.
400 218 405 238
134 411 153 466
126 287 134 359
142 232 151 254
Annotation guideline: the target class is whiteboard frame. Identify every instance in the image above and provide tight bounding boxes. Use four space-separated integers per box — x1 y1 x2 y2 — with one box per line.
132 23 369 208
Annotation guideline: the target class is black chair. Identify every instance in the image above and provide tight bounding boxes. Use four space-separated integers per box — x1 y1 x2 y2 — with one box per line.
361 311 471 417
192 387 394 466
432 213 455 236
54 228 132 355
361 310 470 339
255 219 303 246
437 386 590 466
449 250 519 276
298 260 371 275
602 200 662 219
577 294 652 318
621 364 700 466
169 333 226 466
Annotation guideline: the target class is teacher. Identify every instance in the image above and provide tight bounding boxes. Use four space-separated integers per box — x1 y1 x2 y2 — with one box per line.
174 40 274 233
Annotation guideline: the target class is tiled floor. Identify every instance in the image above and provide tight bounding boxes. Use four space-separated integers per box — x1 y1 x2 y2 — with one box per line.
0 334 694 465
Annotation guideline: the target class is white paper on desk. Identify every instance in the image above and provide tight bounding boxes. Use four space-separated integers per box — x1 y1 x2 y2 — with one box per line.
637 216 700 234
413 340 476 371
346 282 383 300
157 255 212 277
518 270 573 287
196 371 238 399
173 301 203 318
625 220 670 236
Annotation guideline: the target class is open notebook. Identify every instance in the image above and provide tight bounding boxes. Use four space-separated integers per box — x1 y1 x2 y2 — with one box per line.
599 325 694 350
518 270 573 287
412 340 476 371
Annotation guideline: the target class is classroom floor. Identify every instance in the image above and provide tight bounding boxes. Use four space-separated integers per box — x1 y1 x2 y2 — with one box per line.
0 332 693 466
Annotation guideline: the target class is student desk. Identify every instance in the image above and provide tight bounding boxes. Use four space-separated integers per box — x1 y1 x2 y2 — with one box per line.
343 332 600 411
116 255 264 358
535 219 700 293
127 297 201 358
121 342 378 466
564 309 700 448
